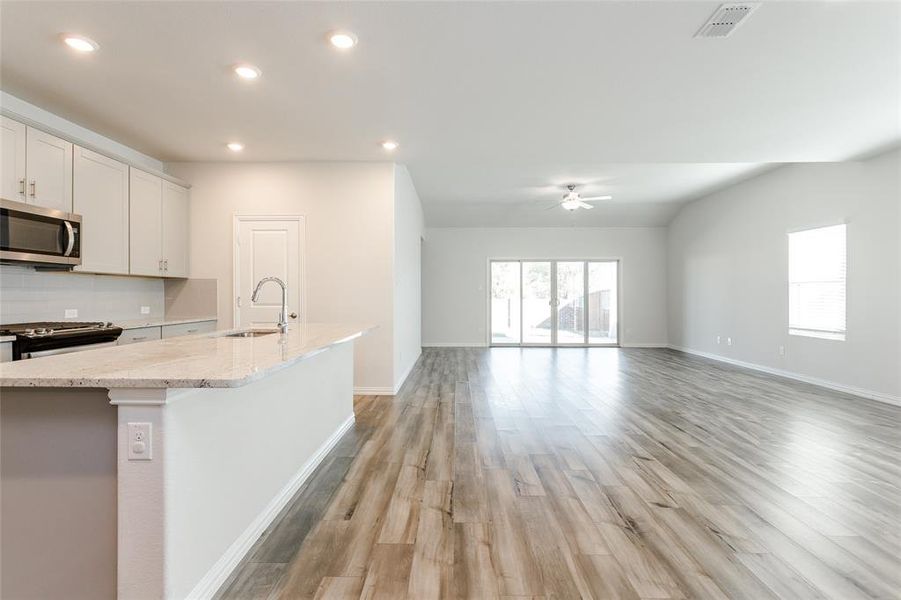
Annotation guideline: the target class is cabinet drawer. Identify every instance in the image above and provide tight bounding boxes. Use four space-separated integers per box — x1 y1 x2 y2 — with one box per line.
161 320 216 339
118 326 162 345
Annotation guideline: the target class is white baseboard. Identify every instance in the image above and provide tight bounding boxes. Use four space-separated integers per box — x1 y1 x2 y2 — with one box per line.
392 350 420 395
621 342 669 348
668 345 901 407
187 413 356 600
422 342 488 348
353 386 395 396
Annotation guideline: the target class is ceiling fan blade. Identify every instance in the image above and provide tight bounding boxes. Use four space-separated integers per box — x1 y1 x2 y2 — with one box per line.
543 202 563 211
580 195 613 201
576 201 594 210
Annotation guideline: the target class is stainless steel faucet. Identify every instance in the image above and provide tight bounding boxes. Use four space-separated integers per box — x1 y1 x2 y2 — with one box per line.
251 276 292 333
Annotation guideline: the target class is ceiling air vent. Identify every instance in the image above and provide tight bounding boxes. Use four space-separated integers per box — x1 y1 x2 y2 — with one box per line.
695 3 760 38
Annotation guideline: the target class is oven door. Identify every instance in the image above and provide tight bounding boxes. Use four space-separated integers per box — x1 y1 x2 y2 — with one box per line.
22 341 117 359
0 198 81 267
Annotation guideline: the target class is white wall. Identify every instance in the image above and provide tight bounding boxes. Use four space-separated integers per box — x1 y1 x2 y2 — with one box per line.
422 227 668 347
167 162 398 391
393 165 424 388
667 149 901 401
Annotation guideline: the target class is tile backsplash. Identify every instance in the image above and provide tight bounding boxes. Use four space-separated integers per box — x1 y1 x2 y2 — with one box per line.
0 265 164 324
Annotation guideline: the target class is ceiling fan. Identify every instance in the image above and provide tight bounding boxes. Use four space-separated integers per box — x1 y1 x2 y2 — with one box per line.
552 185 613 211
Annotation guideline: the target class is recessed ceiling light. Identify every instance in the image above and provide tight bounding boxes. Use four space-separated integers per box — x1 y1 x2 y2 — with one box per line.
233 64 261 80
227 142 244 152
381 140 399 151
328 31 358 49
61 34 99 53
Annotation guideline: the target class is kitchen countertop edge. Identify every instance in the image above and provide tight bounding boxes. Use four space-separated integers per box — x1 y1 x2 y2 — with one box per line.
0 324 373 389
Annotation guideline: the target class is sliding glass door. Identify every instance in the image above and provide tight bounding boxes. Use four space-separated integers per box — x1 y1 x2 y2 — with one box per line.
490 259 619 347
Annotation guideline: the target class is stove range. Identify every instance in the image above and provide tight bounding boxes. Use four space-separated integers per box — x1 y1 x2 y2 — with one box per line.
0 321 123 360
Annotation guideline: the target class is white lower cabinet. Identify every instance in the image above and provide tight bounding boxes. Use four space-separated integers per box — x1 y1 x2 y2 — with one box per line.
117 321 216 346
161 320 216 338
0 341 12 363
117 326 162 346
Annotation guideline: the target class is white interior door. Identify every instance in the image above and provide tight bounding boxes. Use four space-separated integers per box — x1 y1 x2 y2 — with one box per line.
235 217 303 328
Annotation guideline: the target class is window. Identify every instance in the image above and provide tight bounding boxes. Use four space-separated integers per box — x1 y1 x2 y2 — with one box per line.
489 259 618 346
788 224 846 340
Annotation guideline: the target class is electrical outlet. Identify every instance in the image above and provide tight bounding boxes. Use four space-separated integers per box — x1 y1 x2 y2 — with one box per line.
140 306 151 315
64 308 78 319
727 337 733 346
716 336 721 345
779 345 785 356
127 422 152 461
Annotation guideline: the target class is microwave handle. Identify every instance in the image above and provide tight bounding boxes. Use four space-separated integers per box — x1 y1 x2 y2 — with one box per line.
63 221 75 257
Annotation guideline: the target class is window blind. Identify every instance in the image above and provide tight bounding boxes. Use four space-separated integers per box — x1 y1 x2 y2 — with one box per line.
788 224 846 340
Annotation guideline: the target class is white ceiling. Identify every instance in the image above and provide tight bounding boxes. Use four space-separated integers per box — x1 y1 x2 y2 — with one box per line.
1 1 898 226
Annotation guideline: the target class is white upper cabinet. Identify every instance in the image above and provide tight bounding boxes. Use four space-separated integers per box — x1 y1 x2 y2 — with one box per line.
26 127 73 212
0 116 27 202
129 168 164 276
162 180 189 278
73 146 129 275
129 168 189 278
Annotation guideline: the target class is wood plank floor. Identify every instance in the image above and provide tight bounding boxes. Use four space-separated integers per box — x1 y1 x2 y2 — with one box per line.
216 347 901 599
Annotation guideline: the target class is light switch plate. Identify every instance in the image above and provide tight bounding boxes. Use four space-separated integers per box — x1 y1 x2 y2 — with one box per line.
141 306 151 315
127 422 152 460
64 308 78 318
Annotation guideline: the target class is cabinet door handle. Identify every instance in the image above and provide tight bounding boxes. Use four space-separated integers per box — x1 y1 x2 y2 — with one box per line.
158 259 163 271
132 336 147 341
28 180 35 197
164 259 169 271
18 179 25 194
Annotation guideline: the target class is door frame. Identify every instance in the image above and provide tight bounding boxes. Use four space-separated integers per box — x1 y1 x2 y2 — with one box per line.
487 257 622 348
232 214 306 328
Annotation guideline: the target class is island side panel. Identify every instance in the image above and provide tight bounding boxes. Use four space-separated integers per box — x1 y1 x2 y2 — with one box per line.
165 339 354 599
0 387 117 600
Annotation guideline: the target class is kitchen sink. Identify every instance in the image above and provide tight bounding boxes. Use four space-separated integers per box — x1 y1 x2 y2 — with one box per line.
223 330 279 338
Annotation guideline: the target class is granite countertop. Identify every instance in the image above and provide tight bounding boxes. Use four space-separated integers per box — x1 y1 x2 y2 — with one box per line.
0 323 373 389
115 316 219 330
0 335 15 343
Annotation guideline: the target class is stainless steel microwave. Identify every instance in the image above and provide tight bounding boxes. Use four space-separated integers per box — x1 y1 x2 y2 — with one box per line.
0 198 82 268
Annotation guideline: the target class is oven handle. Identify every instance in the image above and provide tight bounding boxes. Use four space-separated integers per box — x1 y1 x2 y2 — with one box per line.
22 341 118 359
63 221 75 257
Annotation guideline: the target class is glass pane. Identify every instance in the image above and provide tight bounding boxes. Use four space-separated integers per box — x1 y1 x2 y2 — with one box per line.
490 262 521 344
522 261 552 344
588 261 618 344
556 261 585 344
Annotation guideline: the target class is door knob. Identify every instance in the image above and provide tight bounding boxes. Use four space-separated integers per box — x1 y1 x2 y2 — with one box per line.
289 312 298 319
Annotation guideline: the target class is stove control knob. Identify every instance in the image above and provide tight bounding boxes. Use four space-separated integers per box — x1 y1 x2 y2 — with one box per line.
47 329 54 335
36 328 46 335
106 322 114 328
25 329 35 335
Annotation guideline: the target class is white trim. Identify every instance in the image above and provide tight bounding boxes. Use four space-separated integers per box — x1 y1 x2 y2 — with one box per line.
232 215 306 329
422 342 489 348
668 345 901 407
108 388 200 406
621 342 669 348
353 386 396 396
187 413 356 600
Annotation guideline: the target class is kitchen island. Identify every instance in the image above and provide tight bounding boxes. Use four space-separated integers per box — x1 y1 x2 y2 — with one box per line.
0 323 371 600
